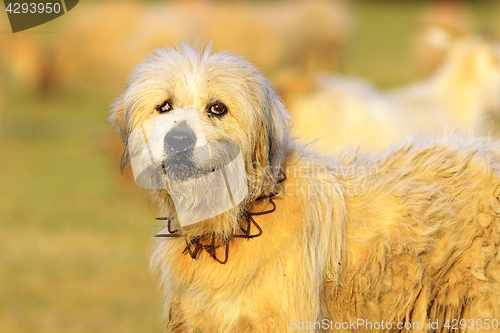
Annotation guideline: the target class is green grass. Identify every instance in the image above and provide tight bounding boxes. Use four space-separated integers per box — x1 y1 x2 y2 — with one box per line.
344 1 429 87
0 90 163 332
0 1 498 332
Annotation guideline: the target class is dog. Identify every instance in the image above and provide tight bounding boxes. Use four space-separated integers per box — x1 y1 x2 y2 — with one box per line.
110 44 500 332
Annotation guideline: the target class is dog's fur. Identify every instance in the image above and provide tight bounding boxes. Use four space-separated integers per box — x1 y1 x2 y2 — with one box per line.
110 44 500 332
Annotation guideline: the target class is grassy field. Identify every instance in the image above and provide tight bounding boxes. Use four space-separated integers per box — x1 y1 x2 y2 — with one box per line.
0 90 164 332
1 1 499 332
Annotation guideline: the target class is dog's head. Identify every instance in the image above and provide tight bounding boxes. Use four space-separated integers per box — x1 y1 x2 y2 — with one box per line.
109 43 291 213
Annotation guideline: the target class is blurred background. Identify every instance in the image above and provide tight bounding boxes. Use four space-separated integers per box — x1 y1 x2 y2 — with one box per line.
1 0 500 332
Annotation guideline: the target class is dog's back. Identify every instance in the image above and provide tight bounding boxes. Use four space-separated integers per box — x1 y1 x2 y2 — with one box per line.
329 135 500 331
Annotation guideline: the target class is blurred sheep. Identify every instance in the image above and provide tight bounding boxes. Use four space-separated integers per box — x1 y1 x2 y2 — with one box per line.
6 0 350 94
390 37 500 134
287 36 500 153
0 29 52 93
287 74 417 153
414 0 472 75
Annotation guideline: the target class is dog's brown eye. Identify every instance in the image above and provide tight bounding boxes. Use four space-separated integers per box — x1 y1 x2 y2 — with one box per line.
210 102 227 115
156 100 172 113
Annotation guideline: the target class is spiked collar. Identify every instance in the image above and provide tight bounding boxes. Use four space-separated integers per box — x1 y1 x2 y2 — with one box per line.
154 171 286 264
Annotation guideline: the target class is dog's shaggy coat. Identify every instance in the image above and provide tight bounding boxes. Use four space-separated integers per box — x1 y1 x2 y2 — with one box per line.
110 44 500 332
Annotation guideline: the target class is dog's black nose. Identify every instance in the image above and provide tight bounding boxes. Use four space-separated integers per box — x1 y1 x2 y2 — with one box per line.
164 129 196 153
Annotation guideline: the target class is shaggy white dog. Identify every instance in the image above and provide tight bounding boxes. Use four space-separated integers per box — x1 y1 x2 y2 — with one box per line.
110 44 500 332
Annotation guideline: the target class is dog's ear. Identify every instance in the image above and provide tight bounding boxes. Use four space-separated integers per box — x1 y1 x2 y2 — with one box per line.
265 84 289 171
109 93 131 172
253 78 290 181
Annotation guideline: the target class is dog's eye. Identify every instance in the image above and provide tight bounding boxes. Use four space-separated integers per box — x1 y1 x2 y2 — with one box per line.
209 102 227 115
156 100 172 113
